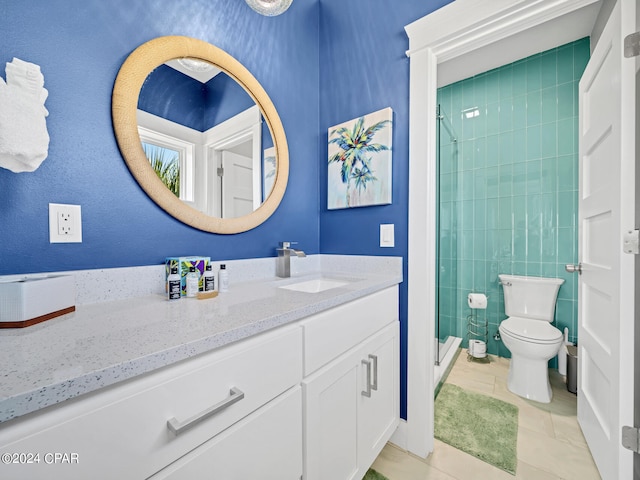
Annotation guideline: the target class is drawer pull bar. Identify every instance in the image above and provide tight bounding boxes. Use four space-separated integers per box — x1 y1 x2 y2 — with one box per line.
369 354 378 391
167 387 245 435
361 359 372 397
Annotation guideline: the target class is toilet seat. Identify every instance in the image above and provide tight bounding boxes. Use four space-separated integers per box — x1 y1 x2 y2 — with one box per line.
500 317 563 344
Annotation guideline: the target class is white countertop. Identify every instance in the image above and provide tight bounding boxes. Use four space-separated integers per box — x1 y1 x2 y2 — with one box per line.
0 255 402 423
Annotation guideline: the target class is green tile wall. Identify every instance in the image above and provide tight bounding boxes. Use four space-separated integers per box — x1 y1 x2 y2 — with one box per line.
437 38 589 359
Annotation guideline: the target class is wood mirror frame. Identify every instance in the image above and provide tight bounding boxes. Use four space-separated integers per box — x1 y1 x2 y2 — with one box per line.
112 35 288 234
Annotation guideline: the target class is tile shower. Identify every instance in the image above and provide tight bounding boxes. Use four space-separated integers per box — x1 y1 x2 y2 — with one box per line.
436 38 589 359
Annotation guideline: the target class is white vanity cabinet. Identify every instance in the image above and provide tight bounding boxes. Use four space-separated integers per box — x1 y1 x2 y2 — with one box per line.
0 325 303 480
0 281 400 480
301 286 399 480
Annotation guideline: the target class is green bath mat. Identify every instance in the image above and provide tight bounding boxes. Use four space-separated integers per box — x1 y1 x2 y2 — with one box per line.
435 383 518 475
363 469 389 480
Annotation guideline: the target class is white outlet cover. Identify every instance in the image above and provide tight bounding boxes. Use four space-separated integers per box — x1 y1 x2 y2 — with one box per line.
49 203 82 243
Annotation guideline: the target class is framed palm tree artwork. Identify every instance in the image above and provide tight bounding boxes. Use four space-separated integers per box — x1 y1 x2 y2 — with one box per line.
327 107 393 209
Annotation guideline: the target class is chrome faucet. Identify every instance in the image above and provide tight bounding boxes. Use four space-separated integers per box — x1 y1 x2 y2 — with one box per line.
276 242 306 278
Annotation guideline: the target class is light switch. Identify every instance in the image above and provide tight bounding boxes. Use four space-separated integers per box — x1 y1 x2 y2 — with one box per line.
380 224 394 247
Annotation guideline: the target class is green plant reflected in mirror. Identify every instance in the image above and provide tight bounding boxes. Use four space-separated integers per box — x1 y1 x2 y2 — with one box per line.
143 143 180 197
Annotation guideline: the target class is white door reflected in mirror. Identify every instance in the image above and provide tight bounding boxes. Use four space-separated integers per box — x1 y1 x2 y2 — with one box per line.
221 150 254 218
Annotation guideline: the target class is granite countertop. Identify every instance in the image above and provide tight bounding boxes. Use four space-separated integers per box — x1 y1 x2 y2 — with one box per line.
0 263 402 424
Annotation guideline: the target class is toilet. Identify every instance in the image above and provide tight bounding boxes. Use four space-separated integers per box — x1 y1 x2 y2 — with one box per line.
498 274 564 403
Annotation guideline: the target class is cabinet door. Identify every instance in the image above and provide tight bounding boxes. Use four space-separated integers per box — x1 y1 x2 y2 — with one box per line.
303 351 360 480
150 387 302 480
357 322 399 473
303 321 399 480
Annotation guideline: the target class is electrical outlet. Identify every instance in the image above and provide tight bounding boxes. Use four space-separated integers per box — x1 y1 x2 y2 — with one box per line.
49 204 82 243
58 211 73 236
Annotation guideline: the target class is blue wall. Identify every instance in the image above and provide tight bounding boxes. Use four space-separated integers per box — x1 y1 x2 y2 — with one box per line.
139 65 206 131
139 64 256 132
1 0 456 421
205 72 256 128
0 0 320 272
319 0 454 419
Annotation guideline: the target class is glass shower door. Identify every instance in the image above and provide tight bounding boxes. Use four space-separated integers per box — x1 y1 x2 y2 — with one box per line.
435 104 458 365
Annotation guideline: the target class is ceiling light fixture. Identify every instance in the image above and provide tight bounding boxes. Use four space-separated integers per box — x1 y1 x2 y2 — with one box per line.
177 58 214 73
245 0 293 16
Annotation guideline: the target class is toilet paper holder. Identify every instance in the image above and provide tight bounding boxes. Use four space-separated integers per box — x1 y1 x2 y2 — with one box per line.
467 292 488 360
467 292 488 309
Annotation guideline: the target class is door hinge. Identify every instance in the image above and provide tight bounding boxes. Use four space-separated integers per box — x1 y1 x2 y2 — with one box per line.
217 167 224 177
623 230 639 255
624 31 640 58
622 426 640 453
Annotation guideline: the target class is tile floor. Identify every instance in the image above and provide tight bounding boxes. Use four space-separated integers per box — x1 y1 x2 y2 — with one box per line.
371 349 601 480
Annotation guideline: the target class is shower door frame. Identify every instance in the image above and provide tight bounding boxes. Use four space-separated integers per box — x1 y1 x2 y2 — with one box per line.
434 103 458 367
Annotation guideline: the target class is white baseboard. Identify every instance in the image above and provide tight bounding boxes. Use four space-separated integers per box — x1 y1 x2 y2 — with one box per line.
388 418 408 450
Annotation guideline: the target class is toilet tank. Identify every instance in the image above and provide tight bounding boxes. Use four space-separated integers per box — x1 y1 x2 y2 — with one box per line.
499 274 564 322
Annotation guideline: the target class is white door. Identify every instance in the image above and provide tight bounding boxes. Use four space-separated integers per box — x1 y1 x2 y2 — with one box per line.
221 150 253 218
577 1 636 479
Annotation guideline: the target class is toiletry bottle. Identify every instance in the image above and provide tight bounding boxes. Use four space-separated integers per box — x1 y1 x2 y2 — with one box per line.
167 266 181 301
203 264 216 292
218 264 229 292
186 266 199 298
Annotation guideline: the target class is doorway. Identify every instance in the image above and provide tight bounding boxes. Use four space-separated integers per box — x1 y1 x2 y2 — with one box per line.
404 0 609 462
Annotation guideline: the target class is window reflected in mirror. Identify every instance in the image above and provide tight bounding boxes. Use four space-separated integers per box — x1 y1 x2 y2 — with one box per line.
142 142 180 198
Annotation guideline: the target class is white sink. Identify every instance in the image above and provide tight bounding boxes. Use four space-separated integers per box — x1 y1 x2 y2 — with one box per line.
279 278 349 293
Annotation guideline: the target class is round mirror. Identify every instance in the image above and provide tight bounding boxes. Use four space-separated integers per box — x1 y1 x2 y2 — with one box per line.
112 36 288 234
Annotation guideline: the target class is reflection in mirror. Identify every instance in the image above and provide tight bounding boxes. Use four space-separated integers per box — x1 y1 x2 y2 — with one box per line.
136 60 275 219
142 143 180 198
112 35 288 234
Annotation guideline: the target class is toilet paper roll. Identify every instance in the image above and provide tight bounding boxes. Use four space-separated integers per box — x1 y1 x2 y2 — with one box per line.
468 340 487 358
467 293 487 309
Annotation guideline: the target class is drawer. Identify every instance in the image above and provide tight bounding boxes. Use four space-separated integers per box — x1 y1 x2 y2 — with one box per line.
150 386 303 479
300 286 398 376
0 325 302 480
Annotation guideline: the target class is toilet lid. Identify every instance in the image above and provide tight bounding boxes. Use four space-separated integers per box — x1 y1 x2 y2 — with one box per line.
500 317 563 343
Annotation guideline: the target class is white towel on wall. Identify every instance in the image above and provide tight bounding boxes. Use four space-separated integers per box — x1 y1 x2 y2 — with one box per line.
0 58 50 173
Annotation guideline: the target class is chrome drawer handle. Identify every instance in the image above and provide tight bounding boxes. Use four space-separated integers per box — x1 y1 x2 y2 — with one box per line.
361 359 372 398
369 354 378 391
167 387 245 435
